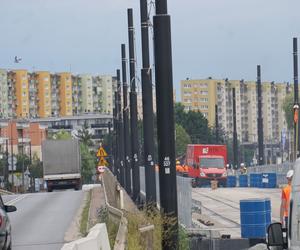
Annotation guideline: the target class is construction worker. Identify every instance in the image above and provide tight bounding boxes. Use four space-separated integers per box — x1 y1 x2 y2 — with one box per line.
280 169 294 228
240 163 247 175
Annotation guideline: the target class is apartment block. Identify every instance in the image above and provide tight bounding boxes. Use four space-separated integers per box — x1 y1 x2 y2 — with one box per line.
0 70 9 118
80 74 94 113
180 78 291 144
58 73 72 116
93 75 114 114
72 75 82 115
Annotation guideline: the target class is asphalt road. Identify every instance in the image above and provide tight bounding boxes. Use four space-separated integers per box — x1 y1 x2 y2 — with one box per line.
2 190 84 250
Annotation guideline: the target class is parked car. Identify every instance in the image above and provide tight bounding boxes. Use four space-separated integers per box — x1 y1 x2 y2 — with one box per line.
0 195 17 250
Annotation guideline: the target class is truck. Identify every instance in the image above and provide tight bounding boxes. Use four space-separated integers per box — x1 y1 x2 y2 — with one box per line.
186 144 228 187
42 139 81 192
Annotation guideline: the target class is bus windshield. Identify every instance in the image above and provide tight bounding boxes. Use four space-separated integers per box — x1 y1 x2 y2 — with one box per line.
200 158 224 168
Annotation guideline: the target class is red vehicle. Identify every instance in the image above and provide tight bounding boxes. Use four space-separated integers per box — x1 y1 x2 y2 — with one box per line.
186 144 228 187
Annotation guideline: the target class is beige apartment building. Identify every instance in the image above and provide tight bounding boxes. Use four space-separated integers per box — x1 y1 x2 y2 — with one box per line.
181 78 291 144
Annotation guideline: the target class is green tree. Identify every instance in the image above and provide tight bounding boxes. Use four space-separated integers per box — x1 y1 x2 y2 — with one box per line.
49 130 72 140
282 93 294 130
80 143 96 184
16 154 31 172
29 153 43 178
175 124 191 157
77 122 94 147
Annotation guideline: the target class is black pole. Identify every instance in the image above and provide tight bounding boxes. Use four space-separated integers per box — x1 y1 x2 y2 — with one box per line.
117 69 125 185
29 141 32 165
127 9 140 202
121 44 132 194
113 85 119 178
21 128 24 192
153 1 178 248
5 139 8 188
108 121 112 172
293 37 299 160
10 122 14 190
215 104 219 143
232 88 238 168
140 0 156 205
257 65 265 165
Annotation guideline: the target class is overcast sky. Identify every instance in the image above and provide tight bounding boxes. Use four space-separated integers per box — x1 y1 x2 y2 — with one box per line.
0 0 299 99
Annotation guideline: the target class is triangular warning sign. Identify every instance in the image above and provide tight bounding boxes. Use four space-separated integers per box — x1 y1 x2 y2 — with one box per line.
97 146 108 157
98 157 108 166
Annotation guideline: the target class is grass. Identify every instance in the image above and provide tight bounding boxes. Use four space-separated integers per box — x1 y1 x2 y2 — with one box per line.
126 205 190 250
79 190 92 236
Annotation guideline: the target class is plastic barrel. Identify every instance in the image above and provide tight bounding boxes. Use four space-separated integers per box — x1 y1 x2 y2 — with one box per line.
239 175 248 187
226 176 236 187
262 173 277 188
240 198 270 238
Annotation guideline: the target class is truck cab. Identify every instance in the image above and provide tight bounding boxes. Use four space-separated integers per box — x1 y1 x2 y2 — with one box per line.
186 144 228 187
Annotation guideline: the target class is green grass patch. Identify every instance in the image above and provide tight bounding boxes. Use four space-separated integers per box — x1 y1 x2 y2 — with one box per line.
80 190 92 236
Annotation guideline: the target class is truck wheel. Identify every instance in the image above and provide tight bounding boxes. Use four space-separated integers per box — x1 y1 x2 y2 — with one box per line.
47 188 52 192
192 179 197 188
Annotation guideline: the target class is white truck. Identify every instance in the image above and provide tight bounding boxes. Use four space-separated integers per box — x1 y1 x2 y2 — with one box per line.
42 139 81 192
267 159 300 249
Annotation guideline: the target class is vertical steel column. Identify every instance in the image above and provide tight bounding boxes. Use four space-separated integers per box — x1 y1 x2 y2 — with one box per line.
293 38 299 160
215 104 219 143
232 88 238 168
257 65 265 165
127 9 140 202
121 44 132 194
140 0 156 205
153 0 178 248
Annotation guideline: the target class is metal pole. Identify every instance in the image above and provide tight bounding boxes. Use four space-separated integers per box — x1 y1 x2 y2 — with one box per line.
140 0 156 205
10 121 14 190
114 87 119 179
293 37 299 160
153 0 178 248
232 88 238 168
215 104 219 143
127 8 140 202
5 139 8 188
121 44 132 194
21 128 24 192
257 65 265 165
117 69 125 185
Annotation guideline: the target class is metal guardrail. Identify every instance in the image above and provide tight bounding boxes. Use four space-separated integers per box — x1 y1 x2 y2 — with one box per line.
0 189 14 195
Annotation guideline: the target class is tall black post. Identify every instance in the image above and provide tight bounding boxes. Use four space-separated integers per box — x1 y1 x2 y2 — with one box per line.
117 69 125 185
215 104 219 143
121 44 132 194
113 97 118 176
153 1 178 249
257 65 265 165
232 88 238 168
127 9 140 202
108 121 113 172
5 139 8 188
140 0 156 205
293 38 299 160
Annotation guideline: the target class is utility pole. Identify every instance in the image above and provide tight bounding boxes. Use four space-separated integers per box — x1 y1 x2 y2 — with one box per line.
293 37 299 160
140 0 156 205
5 139 8 188
121 44 132 194
257 65 265 165
153 0 178 248
232 88 238 168
127 8 140 202
117 69 125 185
113 98 118 176
215 104 219 143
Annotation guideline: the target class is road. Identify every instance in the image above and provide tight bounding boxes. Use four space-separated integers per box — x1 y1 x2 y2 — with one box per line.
3 190 84 250
192 187 281 238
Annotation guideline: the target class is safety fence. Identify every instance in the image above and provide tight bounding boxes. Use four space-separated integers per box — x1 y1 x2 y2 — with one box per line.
139 166 193 228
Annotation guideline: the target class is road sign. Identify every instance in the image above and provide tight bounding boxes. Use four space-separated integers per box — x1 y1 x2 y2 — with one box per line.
98 157 108 166
96 146 108 158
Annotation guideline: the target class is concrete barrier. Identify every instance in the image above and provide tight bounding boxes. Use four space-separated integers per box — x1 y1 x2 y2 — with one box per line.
61 223 111 250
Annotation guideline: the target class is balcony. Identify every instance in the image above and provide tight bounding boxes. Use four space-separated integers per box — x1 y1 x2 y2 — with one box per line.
18 137 31 144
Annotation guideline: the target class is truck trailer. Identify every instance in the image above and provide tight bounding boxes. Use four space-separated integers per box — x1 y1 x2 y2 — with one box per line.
42 139 81 192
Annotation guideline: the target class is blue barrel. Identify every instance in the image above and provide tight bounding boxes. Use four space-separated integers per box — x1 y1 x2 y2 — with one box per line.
249 173 262 187
239 175 248 187
262 173 277 188
240 198 271 238
226 176 236 187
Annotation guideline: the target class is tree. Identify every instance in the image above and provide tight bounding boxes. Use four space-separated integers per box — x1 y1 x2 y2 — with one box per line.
29 153 43 178
77 122 94 147
80 143 97 184
282 93 294 130
49 130 72 140
175 124 191 158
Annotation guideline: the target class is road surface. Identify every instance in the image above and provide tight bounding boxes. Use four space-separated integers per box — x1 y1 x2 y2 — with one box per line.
3 190 84 250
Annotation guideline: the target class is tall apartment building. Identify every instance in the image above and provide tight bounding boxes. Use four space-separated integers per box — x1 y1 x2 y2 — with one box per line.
7 70 30 118
93 75 115 114
72 75 82 115
0 70 9 118
181 78 291 144
58 73 72 116
80 74 94 113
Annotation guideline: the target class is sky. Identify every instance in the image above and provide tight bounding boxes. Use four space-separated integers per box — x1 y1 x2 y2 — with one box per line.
0 0 300 100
